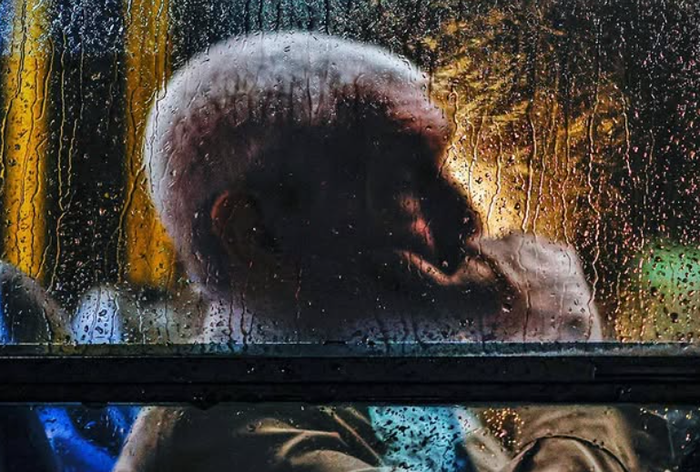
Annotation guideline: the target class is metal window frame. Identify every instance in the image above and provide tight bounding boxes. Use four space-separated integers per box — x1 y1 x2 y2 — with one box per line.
1 1 699 409
0 343 699 404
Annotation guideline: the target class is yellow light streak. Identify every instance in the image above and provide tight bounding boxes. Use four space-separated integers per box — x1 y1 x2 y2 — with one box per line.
0 0 50 280
122 0 176 287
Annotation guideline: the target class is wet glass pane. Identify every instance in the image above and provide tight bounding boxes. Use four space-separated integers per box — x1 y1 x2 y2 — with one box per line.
1 3 699 471
9 403 699 471
0 0 699 349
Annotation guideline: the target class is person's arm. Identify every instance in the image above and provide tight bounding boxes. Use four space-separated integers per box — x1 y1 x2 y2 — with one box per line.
114 405 394 472
465 237 640 472
0 261 68 343
475 406 642 472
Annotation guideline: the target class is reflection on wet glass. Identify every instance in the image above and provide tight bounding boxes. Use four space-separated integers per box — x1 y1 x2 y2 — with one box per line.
0 0 699 347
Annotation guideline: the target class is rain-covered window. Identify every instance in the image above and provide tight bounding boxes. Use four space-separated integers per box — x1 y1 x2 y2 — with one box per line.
4 0 700 347
2 0 700 471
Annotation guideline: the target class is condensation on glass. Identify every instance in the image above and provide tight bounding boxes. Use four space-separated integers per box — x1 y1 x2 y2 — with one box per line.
1 2 700 472
0 0 699 348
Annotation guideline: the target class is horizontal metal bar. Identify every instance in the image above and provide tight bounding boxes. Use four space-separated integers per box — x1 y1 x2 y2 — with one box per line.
0 343 696 403
5 383 700 405
1 341 699 357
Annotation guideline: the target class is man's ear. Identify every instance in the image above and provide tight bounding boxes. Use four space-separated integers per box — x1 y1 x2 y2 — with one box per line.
210 190 274 266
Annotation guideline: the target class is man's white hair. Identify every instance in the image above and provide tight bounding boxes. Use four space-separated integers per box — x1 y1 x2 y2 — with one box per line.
144 32 436 293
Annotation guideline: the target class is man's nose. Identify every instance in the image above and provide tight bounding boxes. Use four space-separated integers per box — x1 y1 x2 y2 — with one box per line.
397 193 437 256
